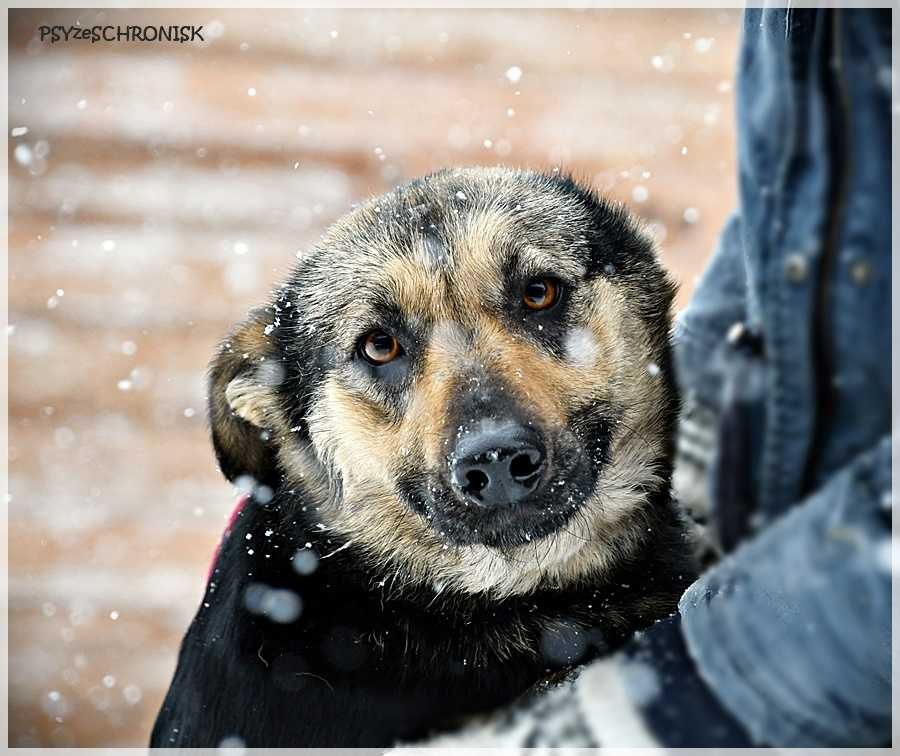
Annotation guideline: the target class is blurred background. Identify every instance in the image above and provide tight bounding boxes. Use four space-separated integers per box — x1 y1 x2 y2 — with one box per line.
8 8 739 746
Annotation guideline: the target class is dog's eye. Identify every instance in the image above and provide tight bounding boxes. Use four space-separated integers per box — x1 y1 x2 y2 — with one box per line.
522 277 561 311
359 330 402 365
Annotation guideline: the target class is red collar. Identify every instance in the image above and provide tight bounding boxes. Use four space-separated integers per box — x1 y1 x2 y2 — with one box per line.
206 493 251 582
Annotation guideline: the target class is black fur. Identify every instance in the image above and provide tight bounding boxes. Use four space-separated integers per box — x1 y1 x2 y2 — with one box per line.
151 486 692 746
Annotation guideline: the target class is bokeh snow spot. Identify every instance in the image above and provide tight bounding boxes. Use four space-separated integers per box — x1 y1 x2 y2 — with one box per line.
292 548 320 576
564 327 599 368
243 583 302 624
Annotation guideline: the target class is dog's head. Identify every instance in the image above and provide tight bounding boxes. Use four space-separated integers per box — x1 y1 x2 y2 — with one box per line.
209 168 677 596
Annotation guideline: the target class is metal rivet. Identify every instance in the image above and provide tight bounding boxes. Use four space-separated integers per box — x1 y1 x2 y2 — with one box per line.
726 321 745 344
850 260 872 285
784 253 808 283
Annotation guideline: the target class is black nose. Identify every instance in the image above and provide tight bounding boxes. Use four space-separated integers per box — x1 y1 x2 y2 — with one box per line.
450 422 547 507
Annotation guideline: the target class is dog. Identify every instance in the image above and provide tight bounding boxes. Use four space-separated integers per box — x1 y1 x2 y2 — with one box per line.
150 167 696 747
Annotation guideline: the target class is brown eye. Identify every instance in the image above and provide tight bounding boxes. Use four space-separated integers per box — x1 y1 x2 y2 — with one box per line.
522 277 560 311
360 330 401 365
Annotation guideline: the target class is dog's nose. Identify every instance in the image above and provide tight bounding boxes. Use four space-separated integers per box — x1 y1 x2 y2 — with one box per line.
450 421 547 507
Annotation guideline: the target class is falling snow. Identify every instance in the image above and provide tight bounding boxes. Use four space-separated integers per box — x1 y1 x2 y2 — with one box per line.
505 65 523 83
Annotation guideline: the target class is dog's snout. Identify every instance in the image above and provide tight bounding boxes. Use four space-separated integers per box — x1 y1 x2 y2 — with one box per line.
450 421 547 507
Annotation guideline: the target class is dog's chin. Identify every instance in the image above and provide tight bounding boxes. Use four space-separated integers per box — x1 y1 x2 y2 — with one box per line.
400 469 598 549
441 501 585 549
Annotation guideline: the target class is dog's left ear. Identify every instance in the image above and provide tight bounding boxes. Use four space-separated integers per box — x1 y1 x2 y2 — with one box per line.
208 308 284 486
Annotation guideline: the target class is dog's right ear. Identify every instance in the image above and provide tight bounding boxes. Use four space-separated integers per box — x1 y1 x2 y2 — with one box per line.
208 308 284 487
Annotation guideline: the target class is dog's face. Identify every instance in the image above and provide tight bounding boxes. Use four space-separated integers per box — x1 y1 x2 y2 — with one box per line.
210 168 677 597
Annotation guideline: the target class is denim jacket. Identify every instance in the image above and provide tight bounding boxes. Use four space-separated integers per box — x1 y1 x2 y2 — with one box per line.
669 7 891 746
